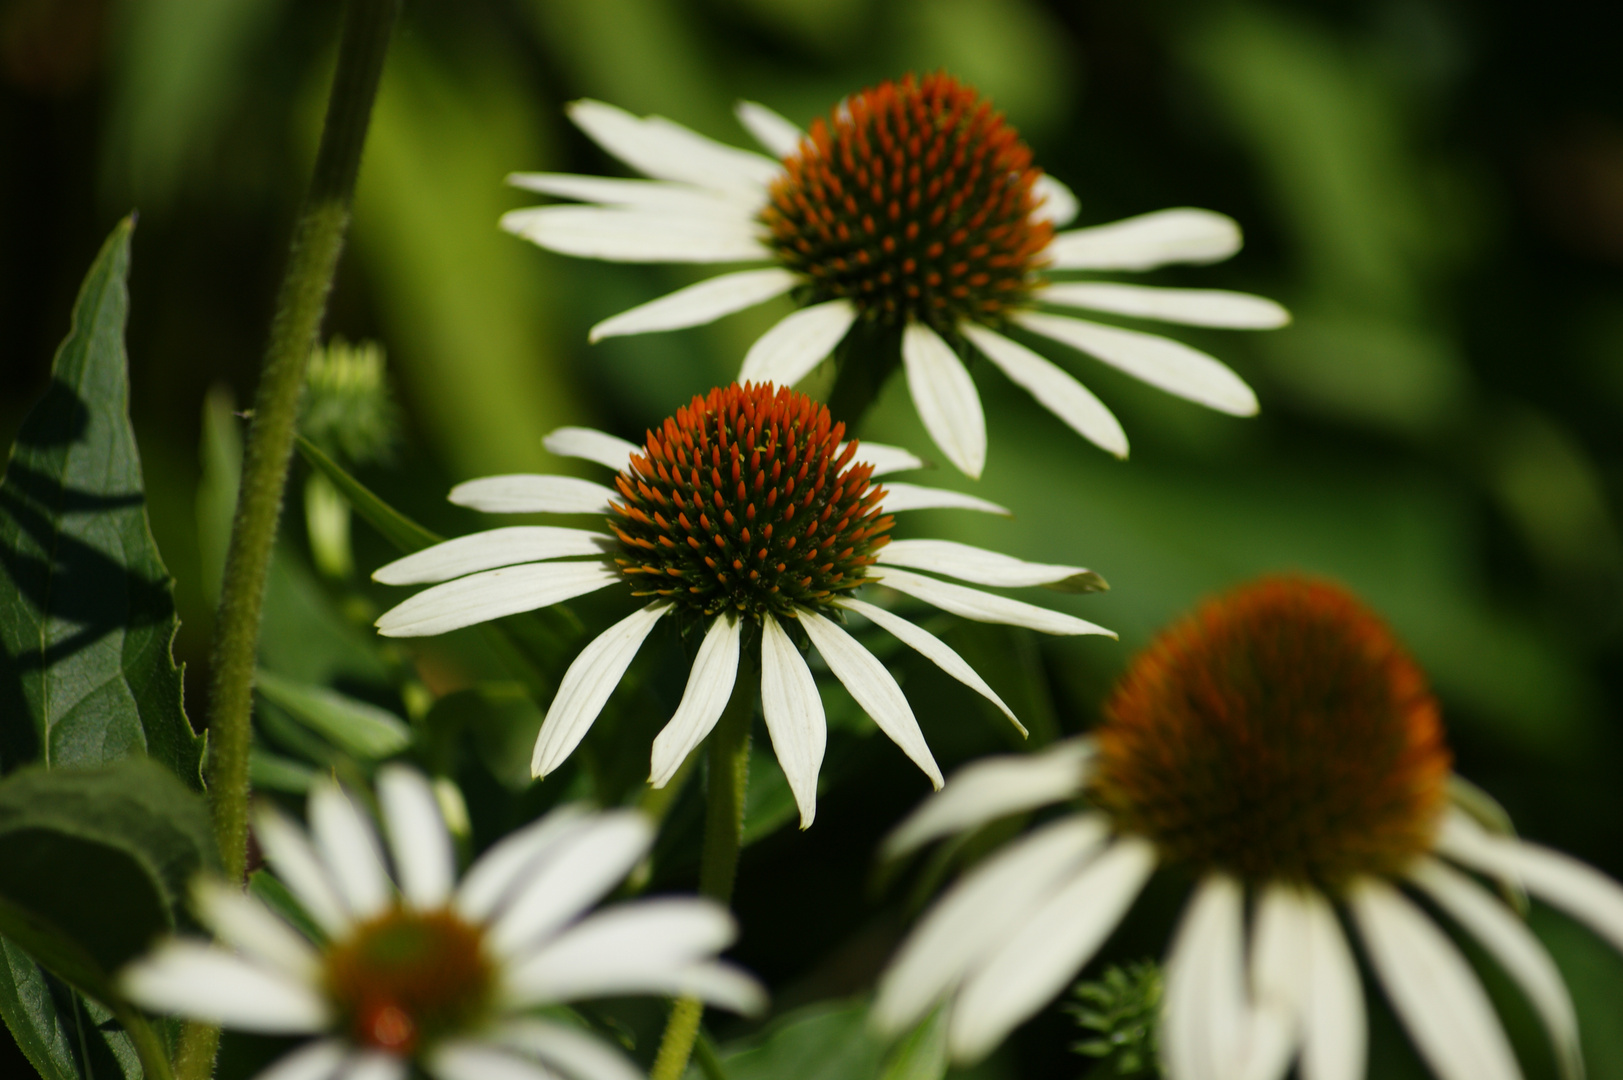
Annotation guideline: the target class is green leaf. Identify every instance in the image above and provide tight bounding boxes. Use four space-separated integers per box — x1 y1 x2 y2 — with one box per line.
254 668 410 761
712 1001 886 1080
424 682 545 791
296 435 441 554
0 937 80 1080
879 1007 949 1080
0 215 203 785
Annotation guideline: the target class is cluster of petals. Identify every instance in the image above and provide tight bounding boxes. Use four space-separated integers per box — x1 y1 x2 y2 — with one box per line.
874 738 1623 1080
500 96 1289 477
121 766 762 1080
371 423 1113 827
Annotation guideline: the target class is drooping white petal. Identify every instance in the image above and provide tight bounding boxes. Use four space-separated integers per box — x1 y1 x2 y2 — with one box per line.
738 300 857 387
1031 174 1079 227
493 1019 643 1080
1041 282 1291 329
648 615 742 787
951 838 1157 1063
1410 857 1582 1080
344 1052 408 1080
500 206 768 264
839 596 1023 734
489 812 654 957
878 538 1103 592
503 898 739 1005
567 100 782 196
543 427 640 472
659 962 769 1015
454 806 592 924
505 171 743 214
1249 884 1311 1075
373 528 613 586
874 815 1111 1035
880 741 1095 858
590 268 798 342
252 807 350 935
868 566 1115 638
427 1041 560 1080
1300 890 1365 1080
533 604 671 778
375 562 620 638
902 322 987 479
1046 208 1242 270
190 879 320 980
377 766 455 909
1017 312 1259 417
308 781 392 919
254 1040 348 1080
838 440 924 476
735 100 804 158
119 942 329 1032
1162 874 1249 1080
877 482 1010 516
759 615 826 829
1348 878 1521 1080
449 475 617 515
797 608 942 788
961 323 1128 458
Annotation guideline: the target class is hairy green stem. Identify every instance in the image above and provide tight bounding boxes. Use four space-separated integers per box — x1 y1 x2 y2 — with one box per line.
649 653 758 1080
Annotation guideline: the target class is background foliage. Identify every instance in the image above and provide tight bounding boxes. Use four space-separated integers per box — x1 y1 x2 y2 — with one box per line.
3 0 1622 1076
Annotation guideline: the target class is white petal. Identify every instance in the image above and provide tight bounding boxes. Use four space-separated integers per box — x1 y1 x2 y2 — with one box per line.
377 766 455 909
738 300 856 387
1411 857 1581 1080
797 608 941 788
839 440 924 476
839 596 1023 735
532 604 671 778
648 615 742 787
735 100 804 158
252 807 350 935
543 427 639 471
880 741 1094 858
373 527 613 586
1348 878 1521 1080
344 1053 407 1080
1162 874 1248 1080
492 1019 642 1080
1017 312 1259 417
877 482 1010 516
951 839 1157 1062
1300 891 1366 1080
191 879 320 980
454 806 592 924
505 172 743 214
1031 174 1079 227
873 816 1111 1036
590 268 798 342
308 781 392 919
1249 885 1311 1074
878 538 1103 592
427 1041 560 1080
902 322 986 479
119 941 328 1032
1046 208 1242 270
1041 282 1290 329
500 206 768 264
568 99 781 196
759 615 826 829
448 474 617 515
375 562 620 638
489 812 654 956
654 961 768 1015
961 323 1128 458
868 566 1115 638
254 1040 348 1080
503 898 739 1004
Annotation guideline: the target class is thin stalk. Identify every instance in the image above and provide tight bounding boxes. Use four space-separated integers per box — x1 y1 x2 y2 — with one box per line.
648 653 758 1080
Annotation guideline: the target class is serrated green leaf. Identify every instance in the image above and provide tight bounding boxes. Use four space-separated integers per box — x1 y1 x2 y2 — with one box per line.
254 668 410 761
0 215 203 786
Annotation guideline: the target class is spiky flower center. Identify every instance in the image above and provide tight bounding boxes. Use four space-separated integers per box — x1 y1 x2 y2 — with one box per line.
761 72 1052 334
1090 578 1451 888
324 908 494 1054
610 383 893 620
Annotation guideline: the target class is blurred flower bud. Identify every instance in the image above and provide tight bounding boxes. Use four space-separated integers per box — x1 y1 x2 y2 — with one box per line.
300 337 399 466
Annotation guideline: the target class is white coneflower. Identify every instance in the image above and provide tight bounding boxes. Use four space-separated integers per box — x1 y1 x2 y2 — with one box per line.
121 766 762 1080
874 577 1623 1080
371 382 1112 827
500 72 1289 478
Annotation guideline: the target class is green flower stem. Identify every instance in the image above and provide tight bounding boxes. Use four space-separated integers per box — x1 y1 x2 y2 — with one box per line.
172 1024 219 1080
205 0 398 885
114 1004 177 1080
825 321 903 433
649 651 758 1080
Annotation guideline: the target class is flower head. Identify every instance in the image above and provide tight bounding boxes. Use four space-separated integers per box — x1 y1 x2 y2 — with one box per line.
371 382 1114 827
875 577 1623 1080
121 766 763 1080
502 73 1289 477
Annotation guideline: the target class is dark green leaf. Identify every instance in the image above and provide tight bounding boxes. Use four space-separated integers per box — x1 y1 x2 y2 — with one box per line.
254 668 410 760
713 1001 886 1080
425 682 545 790
0 215 202 785
0 937 80 1080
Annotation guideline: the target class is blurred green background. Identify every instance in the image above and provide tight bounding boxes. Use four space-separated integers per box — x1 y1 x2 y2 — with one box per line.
4 0 1623 1076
